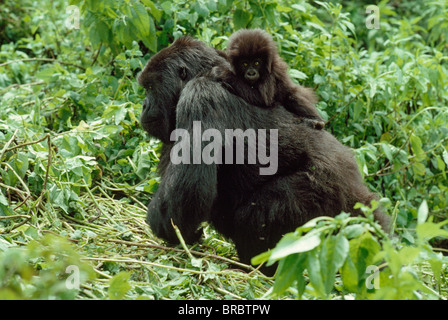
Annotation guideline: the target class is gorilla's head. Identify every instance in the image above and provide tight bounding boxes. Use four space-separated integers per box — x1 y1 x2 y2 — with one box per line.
138 36 225 142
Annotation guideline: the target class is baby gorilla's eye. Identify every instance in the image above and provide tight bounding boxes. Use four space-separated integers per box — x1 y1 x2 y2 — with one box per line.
254 61 259 66
243 62 248 67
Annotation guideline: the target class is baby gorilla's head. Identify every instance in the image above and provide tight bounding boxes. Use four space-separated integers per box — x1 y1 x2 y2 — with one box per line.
227 28 278 86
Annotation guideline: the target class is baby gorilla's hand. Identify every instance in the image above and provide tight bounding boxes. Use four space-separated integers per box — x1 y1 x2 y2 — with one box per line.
299 118 325 130
209 66 237 93
209 66 226 81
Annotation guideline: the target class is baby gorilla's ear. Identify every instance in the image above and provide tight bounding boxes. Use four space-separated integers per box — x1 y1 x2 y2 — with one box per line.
179 66 188 80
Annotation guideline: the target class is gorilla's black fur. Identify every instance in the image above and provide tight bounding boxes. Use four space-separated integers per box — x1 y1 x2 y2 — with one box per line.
138 36 390 275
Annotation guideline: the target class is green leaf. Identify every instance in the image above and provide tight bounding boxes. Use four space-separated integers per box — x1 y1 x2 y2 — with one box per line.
416 221 448 242
342 20 356 36
273 254 306 296
320 234 349 294
436 155 446 171
189 12 199 26
146 16 157 52
103 104 127 125
398 246 421 266
276 5 293 13
130 2 157 52
108 272 131 300
417 200 428 225
0 237 13 251
341 254 359 292
410 134 425 162
191 257 203 268
251 250 271 266
233 9 251 30
131 3 150 33
90 20 111 46
428 254 443 281
289 69 308 81
381 143 393 162
307 250 326 298
313 74 326 84
206 0 217 11
193 1 210 17
0 191 8 206
412 162 426 176
341 233 381 293
268 233 321 264
443 148 448 166
35 67 58 82
264 3 276 25
332 234 350 268
291 4 306 12
343 224 365 239
48 184 69 213
141 0 163 22
160 1 173 14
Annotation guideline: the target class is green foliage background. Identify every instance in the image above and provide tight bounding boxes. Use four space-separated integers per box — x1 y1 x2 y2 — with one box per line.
0 0 447 299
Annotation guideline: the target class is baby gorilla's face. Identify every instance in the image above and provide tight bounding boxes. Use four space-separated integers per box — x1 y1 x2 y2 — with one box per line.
239 57 263 84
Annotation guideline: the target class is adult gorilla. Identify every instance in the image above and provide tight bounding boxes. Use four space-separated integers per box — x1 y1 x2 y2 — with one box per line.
138 36 389 274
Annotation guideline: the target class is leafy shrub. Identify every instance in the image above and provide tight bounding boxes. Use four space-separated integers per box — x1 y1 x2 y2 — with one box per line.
254 202 448 299
0 235 95 299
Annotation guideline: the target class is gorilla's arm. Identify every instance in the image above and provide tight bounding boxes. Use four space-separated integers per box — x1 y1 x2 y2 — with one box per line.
147 159 217 244
147 77 234 244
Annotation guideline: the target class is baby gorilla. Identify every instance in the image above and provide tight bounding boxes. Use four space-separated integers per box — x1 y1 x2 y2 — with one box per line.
212 28 325 129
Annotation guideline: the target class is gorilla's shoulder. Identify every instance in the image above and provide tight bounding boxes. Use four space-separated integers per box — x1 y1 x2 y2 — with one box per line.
183 76 228 97
179 75 246 110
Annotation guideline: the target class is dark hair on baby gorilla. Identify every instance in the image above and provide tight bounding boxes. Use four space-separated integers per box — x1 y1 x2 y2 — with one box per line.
138 36 390 275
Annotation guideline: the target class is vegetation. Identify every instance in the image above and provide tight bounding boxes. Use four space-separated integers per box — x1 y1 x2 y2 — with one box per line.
0 0 447 300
